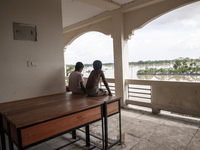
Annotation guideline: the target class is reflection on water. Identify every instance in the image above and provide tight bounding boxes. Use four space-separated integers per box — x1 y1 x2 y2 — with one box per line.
137 74 200 82
83 65 115 78
83 64 200 82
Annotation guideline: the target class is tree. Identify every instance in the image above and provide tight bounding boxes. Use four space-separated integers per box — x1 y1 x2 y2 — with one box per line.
66 65 75 76
173 60 181 69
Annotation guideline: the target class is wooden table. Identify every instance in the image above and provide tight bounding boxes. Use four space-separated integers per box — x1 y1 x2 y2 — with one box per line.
0 92 121 150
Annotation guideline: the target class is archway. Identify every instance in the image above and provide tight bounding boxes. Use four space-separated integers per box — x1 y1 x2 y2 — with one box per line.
64 31 114 78
128 1 200 82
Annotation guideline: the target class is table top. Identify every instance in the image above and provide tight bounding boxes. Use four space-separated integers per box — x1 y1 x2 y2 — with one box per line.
0 92 120 128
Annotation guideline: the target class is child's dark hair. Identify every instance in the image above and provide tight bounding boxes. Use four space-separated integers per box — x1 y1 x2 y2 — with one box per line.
93 60 102 70
75 62 84 71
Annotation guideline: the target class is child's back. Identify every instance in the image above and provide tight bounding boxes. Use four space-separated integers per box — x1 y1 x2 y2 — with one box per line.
68 62 86 94
86 60 112 97
69 71 84 93
86 69 102 90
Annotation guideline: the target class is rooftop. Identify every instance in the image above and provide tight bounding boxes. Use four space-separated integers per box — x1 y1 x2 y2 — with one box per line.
9 107 200 150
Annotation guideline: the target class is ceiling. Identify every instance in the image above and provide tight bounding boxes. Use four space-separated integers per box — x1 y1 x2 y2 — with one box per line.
61 0 134 28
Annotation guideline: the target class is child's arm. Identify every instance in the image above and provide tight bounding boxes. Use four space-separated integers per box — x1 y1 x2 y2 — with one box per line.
101 71 112 96
80 81 86 93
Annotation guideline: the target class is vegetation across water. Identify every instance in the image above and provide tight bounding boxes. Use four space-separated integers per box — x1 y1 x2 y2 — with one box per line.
66 57 200 76
137 57 200 75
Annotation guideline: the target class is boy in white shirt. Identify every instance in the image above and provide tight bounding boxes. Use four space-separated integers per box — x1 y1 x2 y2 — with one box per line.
69 62 86 94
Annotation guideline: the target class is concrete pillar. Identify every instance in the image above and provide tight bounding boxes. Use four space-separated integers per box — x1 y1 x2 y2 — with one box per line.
112 10 129 107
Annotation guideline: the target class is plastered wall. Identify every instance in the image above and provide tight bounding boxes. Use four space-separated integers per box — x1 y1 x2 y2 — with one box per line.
0 0 65 103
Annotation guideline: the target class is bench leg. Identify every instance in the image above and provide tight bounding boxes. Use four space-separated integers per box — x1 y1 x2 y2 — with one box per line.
7 121 14 150
85 125 90 147
119 100 122 145
104 103 108 150
0 116 6 150
72 130 76 139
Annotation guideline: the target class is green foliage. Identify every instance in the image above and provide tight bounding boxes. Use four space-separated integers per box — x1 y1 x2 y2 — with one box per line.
130 57 200 66
66 65 75 76
129 59 172 65
137 57 200 75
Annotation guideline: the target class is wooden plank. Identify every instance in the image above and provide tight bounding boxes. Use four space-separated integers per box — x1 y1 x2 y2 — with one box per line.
21 106 101 147
2 96 103 128
107 101 119 115
0 93 85 113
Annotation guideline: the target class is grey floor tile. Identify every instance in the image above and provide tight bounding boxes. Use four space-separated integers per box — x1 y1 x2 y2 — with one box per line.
46 133 75 149
27 143 53 150
122 119 160 139
185 129 200 150
121 133 140 150
130 139 171 150
136 113 168 125
145 124 195 150
164 119 199 136
121 108 143 120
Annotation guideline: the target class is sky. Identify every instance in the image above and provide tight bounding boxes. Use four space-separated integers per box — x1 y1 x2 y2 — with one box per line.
64 1 200 65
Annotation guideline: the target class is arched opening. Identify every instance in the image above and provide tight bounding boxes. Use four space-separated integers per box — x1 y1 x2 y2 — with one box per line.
64 31 114 78
128 2 200 82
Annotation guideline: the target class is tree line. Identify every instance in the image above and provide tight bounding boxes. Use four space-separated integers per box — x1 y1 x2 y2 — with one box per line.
137 57 200 75
130 57 200 65
66 57 200 76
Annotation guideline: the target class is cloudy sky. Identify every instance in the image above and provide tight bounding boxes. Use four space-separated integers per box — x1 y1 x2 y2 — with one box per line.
65 1 200 65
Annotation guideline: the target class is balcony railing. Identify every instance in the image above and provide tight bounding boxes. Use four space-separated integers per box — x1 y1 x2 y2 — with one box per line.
126 80 153 109
65 76 200 117
99 78 115 95
128 84 151 103
126 79 200 117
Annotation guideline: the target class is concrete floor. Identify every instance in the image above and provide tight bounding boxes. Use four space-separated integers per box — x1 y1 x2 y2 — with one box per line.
4 106 200 150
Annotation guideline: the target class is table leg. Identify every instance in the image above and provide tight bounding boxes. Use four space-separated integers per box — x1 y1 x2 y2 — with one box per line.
118 100 122 145
104 103 108 150
0 116 6 150
101 105 105 150
7 121 13 150
85 125 90 147
72 130 76 139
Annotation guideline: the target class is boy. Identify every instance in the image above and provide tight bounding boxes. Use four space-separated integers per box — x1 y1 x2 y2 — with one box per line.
69 62 86 94
86 60 112 96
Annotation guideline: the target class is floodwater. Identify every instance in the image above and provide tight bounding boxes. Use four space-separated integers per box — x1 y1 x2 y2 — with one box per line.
83 64 200 82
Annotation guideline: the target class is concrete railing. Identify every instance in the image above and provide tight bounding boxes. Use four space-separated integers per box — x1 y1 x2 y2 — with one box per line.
126 79 200 117
65 76 200 117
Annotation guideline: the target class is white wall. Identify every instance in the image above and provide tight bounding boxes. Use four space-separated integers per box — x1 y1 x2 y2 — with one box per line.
0 0 65 103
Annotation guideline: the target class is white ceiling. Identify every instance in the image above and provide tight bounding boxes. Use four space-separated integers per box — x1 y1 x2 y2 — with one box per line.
61 0 134 28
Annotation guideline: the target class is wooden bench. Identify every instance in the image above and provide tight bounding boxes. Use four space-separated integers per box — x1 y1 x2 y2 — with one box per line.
0 92 121 150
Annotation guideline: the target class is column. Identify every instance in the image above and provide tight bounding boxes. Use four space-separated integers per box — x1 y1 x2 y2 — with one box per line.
112 10 129 107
